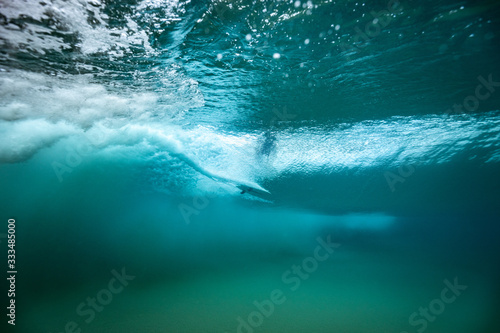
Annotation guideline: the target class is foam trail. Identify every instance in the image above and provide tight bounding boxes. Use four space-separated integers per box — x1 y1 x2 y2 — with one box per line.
104 124 270 194
0 119 79 163
172 152 271 195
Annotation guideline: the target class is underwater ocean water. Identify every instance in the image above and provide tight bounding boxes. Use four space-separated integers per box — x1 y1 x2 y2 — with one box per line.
1 0 500 332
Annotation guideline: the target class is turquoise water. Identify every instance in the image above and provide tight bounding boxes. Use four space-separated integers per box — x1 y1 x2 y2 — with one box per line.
1 0 500 332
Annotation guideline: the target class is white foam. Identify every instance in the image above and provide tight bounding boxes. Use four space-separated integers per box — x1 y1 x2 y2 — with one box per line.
0 63 205 168
0 70 203 126
1 68 499 196
0 0 184 56
0 119 78 163
272 114 500 173
103 114 500 194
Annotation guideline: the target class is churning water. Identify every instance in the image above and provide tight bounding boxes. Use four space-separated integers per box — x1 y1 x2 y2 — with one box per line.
1 0 500 332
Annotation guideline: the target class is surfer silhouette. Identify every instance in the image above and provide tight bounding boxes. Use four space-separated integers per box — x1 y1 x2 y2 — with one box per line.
257 131 277 158
239 131 277 195
240 188 252 194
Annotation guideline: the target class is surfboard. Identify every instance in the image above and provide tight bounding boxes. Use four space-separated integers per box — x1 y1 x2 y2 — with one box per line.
237 184 271 197
173 151 271 197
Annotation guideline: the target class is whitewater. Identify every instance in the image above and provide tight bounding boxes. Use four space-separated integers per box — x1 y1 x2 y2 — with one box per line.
1 0 499 332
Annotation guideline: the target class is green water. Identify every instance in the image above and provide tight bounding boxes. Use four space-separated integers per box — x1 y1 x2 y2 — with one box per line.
1 0 500 332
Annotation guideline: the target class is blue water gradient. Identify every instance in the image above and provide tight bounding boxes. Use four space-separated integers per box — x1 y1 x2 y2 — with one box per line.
1 0 500 332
